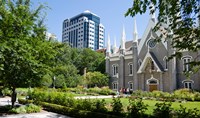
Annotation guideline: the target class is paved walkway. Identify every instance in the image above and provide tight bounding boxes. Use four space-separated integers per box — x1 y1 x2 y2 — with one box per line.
74 95 117 99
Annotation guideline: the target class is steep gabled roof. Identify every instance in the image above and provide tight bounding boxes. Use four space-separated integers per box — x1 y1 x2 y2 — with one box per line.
137 51 164 73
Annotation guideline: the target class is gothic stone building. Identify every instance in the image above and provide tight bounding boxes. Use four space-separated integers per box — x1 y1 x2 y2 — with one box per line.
106 16 200 92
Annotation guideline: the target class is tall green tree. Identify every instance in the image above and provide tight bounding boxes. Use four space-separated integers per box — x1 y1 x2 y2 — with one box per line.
51 42 81 88
0 0 56 107
85 71 108 88
73 48 105 75
126 0 200 72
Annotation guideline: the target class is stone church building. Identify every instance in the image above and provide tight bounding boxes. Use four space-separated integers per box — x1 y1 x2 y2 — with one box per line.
106 14 200 92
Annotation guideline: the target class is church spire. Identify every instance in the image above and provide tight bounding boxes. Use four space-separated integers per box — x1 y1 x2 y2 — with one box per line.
121 26 126 50
113 36 117 53
133 17 138 43
106 34 111 53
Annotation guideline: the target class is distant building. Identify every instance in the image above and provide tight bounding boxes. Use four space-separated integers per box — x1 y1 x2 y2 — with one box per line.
45 32 57 41
106 13 200 92
62 10 105 50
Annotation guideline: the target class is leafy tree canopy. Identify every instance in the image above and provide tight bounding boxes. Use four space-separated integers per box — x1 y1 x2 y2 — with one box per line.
126 0 200 72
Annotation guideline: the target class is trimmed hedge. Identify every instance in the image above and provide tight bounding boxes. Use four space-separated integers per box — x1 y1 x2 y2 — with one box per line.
19 99 123 118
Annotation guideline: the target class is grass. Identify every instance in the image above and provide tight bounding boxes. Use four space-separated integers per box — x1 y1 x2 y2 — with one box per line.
103 98 200 115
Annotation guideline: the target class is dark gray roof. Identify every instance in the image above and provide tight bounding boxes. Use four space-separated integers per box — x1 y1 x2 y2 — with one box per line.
149 52 164 71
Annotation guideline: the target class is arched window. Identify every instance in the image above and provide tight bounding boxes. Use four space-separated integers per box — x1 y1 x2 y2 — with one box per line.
149 58 155 70
147 78 159 85
163 56 168 70
182 80 194 89
128 63 133 75
112 64 118 76
112 82 118 90
181 56 192 72
128 81 134 90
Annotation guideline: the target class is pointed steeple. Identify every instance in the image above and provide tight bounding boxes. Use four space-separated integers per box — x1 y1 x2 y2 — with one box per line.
113 36 117 53
106 34 111 53
133 17 138 43
121 26 126 50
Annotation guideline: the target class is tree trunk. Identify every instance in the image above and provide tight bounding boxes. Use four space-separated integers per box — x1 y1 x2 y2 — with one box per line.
11 87 17 108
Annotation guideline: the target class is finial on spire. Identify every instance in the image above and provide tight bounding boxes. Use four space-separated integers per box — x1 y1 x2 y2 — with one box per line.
106 34 111 53
133 17 138 43
121 26 126 50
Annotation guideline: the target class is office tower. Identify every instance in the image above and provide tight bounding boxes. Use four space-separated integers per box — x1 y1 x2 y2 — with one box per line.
62 10 104 50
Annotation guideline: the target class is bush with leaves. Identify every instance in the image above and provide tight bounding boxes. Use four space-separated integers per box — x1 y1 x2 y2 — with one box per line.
93 99 107 113
111 97 123 115
9 104 41 114
127 98 148 118
175 105 200 118
153 102 173 118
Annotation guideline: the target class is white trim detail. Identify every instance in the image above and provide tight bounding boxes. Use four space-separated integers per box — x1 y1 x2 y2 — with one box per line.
112 81 118 90
124 55 133 59
182 79 194 83
146 76 159 85
112 64 119 77
137 52 162 73
110 57 120 61
138 19 156 54
138 59 142 67
181 55 192 72
182 80 194 89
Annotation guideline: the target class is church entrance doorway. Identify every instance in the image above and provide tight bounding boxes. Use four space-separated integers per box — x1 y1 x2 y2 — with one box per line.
147 77 158 92
149 84 157 92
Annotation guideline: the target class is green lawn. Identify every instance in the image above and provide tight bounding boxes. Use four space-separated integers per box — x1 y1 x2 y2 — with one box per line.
103 98 200 115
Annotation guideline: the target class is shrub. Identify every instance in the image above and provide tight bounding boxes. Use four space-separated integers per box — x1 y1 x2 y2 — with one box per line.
39 102 122 118
127 98 148 118
9 104 41 114
175 105 200 118
1 88 11 96
74 99 95 111
25 103 41 113
18 99 33 104
9 106 26 114
93 99 107 113
111 97 123 115
153 102 173 118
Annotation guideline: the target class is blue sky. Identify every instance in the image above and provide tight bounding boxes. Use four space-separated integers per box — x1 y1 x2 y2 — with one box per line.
32 0 150 47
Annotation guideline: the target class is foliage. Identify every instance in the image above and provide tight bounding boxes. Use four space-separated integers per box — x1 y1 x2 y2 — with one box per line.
9 104 41 114
127 98 148 118
0 0 59 107
111 97 123 115
72 48 105 75
1 87 11 96
93 99 108 113
175 105 200 118
85 72 109 87
38 101 122 118
153 102 173 118
131 89 200 101
125 0 200 72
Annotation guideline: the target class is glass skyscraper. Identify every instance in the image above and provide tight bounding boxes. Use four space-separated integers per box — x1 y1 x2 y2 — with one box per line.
62 10 105 50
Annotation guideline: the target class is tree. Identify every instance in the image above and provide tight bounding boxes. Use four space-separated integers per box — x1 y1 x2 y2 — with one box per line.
51 42 81 88
125 0 200 72
73 48 105 75
85 71 108 88
0 0 56 107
